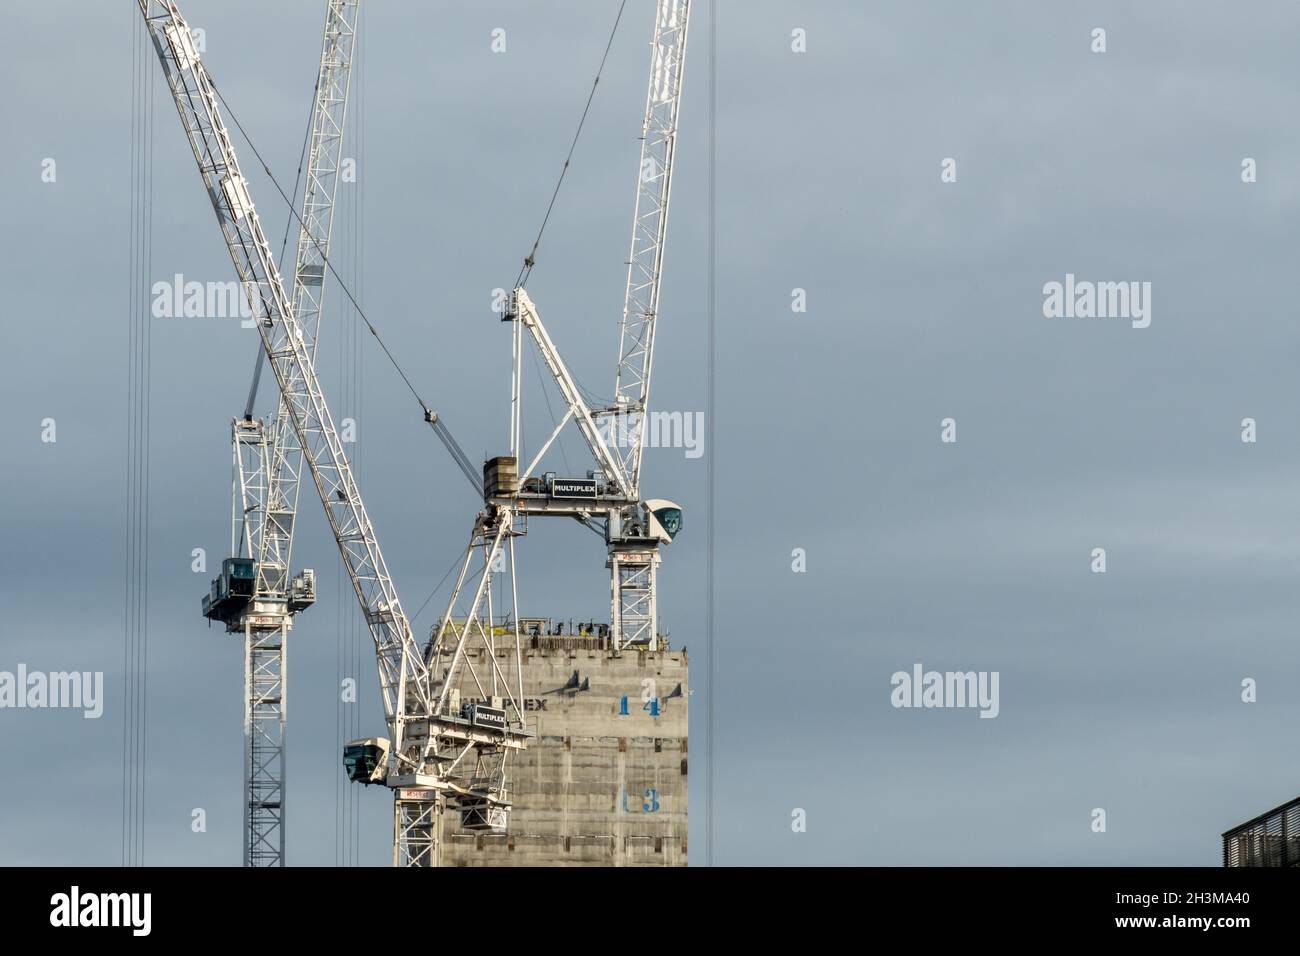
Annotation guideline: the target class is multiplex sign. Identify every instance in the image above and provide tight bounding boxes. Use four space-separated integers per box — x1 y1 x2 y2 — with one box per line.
550 478 598 499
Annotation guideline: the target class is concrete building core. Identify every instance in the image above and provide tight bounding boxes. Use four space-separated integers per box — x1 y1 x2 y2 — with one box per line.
441 626 688 866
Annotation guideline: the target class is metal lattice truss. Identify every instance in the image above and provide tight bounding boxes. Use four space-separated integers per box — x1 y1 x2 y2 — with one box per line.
393 798 438 867
259 0 360 598
608 0 690 495
232 418 269 567
610 547 659 648
232 419 288 865
138 0 431 740
245 622 286 866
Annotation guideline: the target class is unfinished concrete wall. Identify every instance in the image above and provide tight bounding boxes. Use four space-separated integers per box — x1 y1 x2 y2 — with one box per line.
441 637 688 866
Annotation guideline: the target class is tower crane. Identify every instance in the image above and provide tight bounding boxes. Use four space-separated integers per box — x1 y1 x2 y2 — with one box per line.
198 0 359 868
473 0 690 653
139 0 529 867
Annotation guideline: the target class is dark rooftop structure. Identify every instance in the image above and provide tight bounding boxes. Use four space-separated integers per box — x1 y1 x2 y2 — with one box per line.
1223 794 1300 867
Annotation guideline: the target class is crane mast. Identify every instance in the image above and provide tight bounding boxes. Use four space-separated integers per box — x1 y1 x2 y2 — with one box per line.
140 0 527 866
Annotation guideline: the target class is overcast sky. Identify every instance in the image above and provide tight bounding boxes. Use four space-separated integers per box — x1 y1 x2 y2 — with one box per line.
3 0 1300 866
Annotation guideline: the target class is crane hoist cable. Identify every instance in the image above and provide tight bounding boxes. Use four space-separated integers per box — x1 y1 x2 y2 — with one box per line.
514 0 628 289
209 78 480 496
123 8 156 867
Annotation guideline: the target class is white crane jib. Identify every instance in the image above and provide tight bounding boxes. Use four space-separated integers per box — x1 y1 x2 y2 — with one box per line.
609 0 690 498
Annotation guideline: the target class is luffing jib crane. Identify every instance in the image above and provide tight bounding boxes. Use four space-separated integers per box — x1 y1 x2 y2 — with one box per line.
472 0 690 654
139 0 529 867
200 0 360 869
